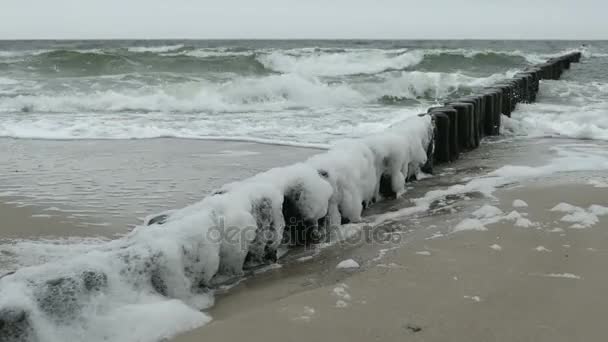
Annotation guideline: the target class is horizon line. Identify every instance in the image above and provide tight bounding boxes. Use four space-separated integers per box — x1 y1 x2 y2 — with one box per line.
0 37 606 41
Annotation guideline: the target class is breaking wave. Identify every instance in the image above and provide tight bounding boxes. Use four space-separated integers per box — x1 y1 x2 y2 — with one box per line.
0 46 558 77
0 70 515 114
0 70 516 142
0 41 592 145
504 80 608 141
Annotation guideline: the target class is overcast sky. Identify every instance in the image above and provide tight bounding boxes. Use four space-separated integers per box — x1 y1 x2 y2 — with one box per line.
0 0 605 40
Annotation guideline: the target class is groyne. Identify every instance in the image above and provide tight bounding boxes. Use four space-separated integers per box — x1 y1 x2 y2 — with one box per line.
0 51 582 341
429 51 581 164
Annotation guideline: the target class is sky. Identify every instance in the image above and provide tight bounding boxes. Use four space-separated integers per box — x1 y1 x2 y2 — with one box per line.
0 0 605 40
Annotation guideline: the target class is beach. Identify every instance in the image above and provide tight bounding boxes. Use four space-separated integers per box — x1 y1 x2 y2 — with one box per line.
4 136 606 342
1 40 607 342
1 136 607 341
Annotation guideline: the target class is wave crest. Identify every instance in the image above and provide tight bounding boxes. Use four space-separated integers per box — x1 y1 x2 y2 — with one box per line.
0 46 566 77
0 70 515 115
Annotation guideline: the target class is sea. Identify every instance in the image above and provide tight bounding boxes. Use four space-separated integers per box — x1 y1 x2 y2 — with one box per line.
1 40 606 145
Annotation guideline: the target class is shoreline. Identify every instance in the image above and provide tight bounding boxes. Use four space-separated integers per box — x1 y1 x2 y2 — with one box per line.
0 136 331 151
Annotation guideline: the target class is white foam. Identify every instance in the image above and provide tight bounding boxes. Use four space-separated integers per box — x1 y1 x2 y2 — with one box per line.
550 202 606 229
550 202 581 213
0 77 19 85
587 179 608 188
257 49 426 76
454 206 535 233
373 143 608 228
453 218 488 232
503 80 608 141
336 259 360 269
490 244 502 251
588 204 608 216
561 211 598 229
534 246 552 252
0 237 110 271
176 48 255 58
296 255 314 262
332 284 352 301
291 306 316 322
256 47 558 77
512 199 528 208
540 273 581 279
0 73 365 114
335 300 348 308
464 295 481 302
127 44 185 53
472 205 503 219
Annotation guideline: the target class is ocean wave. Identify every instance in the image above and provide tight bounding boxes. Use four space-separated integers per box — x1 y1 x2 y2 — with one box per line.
0 77 19 85
257 49 426 76
4 49 271 76
368 69 517 101
127 44 185 53
255 48 563 77
0 73 363 114
0 70 514 115
0 46 566 77
162 47 259 58
503 80 608 141
0 49 51 59
0 103 425 144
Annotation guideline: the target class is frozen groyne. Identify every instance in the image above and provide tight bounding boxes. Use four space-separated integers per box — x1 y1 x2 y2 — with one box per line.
0 52 581 342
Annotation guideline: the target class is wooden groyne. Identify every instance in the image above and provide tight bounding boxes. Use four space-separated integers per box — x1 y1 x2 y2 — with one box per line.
426 52 582 165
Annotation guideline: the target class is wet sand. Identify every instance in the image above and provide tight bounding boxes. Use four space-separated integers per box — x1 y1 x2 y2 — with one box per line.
175 180 608 342
0 138 321 231
0 200 118 239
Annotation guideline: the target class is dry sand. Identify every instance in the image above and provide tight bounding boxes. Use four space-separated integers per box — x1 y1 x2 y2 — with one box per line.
175 180 608 342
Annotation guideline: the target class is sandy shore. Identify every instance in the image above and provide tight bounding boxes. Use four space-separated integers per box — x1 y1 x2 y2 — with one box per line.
1 137 607 341
173 138 608 342
175 179 608 342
